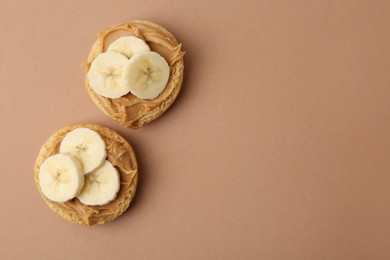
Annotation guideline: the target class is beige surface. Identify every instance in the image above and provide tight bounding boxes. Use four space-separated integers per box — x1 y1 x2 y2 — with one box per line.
1 0 390 259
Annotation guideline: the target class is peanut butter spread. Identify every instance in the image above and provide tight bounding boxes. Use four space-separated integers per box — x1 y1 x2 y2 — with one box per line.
34 124 138 226
86 20 185 129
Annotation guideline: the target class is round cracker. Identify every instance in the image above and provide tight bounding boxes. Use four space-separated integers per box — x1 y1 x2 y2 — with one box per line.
34 124 138 226
86 20 185 129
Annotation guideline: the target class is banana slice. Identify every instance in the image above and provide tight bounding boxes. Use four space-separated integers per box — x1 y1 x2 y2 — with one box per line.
107 36 150 59
39 154 84 203
88 52 130 98
122 51 170 99
77 160 120 206
59 128 106 174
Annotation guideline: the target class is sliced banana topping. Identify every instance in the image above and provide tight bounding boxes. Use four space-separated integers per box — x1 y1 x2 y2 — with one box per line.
39 127 125 206
89 35 171 100
87 52 130 98
107 36 150 59
122 51 170 99
77 160 120 206
59 128 106 174
38 154 84 203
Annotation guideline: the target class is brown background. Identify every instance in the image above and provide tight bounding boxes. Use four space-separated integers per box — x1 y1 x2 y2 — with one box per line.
1 0 390 259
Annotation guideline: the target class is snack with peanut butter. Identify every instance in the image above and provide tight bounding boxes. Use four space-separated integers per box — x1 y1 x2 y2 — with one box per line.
86 20 185 129
34 124 138 226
